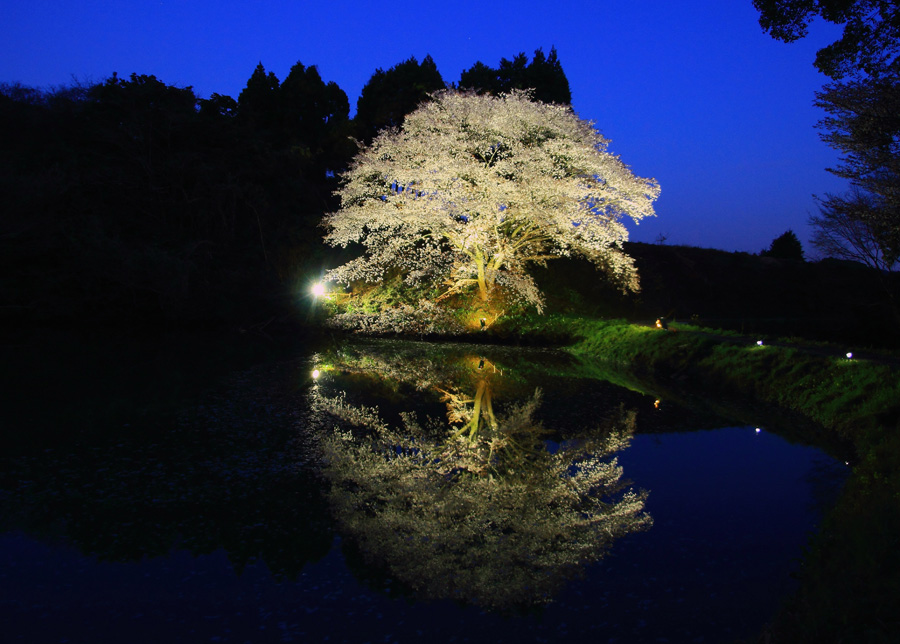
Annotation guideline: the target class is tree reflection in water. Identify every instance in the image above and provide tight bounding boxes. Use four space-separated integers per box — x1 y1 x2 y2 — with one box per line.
310 344 651 611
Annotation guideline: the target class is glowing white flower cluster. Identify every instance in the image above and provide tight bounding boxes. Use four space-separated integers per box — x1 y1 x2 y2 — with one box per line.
322 90 660 311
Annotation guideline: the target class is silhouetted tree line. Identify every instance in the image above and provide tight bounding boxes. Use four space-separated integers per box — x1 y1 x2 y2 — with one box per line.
0 49 570 326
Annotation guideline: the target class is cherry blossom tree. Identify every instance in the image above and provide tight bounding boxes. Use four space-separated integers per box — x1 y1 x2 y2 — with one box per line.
321 90 659 312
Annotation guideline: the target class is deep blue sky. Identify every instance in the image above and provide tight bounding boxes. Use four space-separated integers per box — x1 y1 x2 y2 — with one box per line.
2 1 848 254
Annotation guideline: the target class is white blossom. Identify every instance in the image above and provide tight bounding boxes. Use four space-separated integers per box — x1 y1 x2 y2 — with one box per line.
322 90 660 312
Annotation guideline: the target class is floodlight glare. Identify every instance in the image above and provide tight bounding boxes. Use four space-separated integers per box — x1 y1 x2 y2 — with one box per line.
312 283 326 297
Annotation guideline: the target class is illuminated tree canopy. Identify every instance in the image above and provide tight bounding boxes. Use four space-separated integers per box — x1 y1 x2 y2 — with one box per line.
321 90 660 312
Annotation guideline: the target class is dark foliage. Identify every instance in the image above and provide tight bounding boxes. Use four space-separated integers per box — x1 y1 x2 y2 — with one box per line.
753 2 900 319
0 68 353 326
353 55 445 144
753 0 900 79
762 229 806 260
237 62 282 132
534 242 900 348
459 47 572 105
812 75 900 270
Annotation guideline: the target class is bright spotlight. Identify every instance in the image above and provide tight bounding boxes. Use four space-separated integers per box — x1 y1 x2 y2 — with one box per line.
312 283 326 297
312 369 320 380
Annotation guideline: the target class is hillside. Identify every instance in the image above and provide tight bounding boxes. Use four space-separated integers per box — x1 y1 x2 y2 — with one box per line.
534 242 900 350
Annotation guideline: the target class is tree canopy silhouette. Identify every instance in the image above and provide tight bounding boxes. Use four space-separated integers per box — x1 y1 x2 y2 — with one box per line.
810 76 899 277
459 47 572 105
353 55 445 144
237 62 281 131
0 68 354 324
762 230 805 260
753 0 900 79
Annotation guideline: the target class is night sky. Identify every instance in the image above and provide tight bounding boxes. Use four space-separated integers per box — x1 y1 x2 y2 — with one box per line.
2 0 849 254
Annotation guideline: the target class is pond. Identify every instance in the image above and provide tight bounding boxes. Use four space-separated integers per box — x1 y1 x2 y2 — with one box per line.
0 335 849 643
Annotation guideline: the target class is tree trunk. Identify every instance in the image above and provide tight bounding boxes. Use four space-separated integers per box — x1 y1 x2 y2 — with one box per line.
475 252 489 302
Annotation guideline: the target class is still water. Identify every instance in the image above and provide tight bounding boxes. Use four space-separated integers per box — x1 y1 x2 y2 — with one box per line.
0 336 848 643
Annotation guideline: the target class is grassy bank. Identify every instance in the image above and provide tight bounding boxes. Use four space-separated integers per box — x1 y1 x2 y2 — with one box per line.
508 316 898 446
500 314 900 642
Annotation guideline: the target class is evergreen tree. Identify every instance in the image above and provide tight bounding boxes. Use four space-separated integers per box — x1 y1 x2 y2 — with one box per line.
237 63 281 131
762 230 805 260
459 47 572 105
280 61 352 175
353 55 445 144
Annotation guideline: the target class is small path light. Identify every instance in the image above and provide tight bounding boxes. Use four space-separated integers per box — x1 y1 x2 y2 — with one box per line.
846 352 854 360
756 340 764 347
755 427 761 434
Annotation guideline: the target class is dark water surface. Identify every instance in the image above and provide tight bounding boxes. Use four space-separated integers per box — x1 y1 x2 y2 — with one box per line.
0 334 848 643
